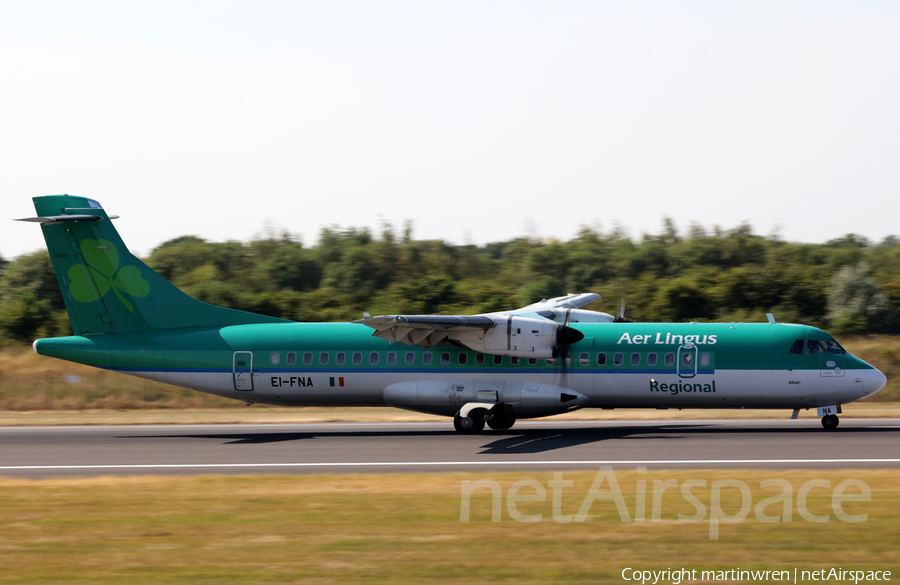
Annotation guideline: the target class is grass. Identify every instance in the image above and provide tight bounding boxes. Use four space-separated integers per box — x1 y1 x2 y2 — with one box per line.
0 347 237 411
0 469 897 584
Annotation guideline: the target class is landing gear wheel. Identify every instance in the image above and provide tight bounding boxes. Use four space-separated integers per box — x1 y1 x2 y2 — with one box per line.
821 414 840 430
453 412 485 434
487 416 516 431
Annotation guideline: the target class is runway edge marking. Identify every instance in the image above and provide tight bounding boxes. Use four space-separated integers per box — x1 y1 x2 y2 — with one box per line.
3 458 900 471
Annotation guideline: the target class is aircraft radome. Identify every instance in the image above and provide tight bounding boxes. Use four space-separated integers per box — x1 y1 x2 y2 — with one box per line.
17 195 888 432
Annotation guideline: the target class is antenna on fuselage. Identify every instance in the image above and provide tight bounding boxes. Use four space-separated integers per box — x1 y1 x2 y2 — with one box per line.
766 313 776 324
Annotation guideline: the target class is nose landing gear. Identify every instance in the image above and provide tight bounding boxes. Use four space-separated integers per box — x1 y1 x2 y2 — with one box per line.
821 414 840 430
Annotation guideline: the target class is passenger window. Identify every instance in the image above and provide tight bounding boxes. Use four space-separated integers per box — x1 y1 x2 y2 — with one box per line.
352 352 362 365
387 352 397 365
545 358 555 365
614 352 624 366
423 352 433 365
369 352 379 365
579 353 589 366
511 357 520 365
630 353 640 366
441 352 450 365
806 340 823 354
527 358 537 365
700 353 710 366
789 339 805 355
597 352 607 365
565 353 572 366
286 352 297 365
665 353 675 366
303 352 313 365
405 352 415 365
270 352 280 365
476 353 485 365
682 353 693 366
493 355 503 365
458 353 468 365
647 353 658 366
336 352 346 365
319 352 329 365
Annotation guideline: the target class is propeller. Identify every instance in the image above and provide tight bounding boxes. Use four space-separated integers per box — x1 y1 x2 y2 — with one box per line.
613 297 632 323
554 309 584 389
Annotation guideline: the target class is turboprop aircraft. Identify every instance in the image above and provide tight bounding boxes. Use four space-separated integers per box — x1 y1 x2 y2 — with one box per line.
18 195 887 432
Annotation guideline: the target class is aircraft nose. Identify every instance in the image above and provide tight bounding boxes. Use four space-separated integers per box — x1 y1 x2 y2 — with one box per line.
869 368 888 394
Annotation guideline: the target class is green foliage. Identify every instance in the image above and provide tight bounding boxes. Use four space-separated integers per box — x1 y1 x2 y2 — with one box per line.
827 264 895 335
259 241 321 292
654 277 713 322
3 221 900 343
519 276 566 306
0 292 53 342
0 251 65 311
0 252 69 343
392 275 457 314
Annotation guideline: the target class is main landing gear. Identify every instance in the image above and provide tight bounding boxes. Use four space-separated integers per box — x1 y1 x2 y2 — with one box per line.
453 408 516 434
821 414 840 430
453 411 485 434
487 414 516 431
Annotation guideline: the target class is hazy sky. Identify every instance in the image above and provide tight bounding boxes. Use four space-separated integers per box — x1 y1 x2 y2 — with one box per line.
3 1 899 259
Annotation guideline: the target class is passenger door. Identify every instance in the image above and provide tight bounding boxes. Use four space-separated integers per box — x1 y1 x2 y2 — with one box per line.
233 351 254 391
677 343 698 379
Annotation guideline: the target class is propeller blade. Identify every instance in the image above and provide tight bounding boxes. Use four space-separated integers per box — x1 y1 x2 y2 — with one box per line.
555 310 581 389
614 297 632 323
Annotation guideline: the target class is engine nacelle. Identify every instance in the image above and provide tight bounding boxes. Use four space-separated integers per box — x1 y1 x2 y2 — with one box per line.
450 316 581 359
383 378 590 418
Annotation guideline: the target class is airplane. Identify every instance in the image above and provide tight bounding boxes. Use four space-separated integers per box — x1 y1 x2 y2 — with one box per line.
17 195 888 432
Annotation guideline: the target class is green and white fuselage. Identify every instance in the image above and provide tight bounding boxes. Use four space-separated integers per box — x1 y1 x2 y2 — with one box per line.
21 195 887 432
34 321 884 413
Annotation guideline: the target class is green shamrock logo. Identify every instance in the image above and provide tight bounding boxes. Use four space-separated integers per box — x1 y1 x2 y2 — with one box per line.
67 239 150 313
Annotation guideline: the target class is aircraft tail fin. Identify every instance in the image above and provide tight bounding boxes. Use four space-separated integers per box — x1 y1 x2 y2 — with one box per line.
20 195 289 335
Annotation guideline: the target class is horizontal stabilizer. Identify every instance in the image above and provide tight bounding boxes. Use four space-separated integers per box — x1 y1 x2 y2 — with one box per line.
16 214 118 223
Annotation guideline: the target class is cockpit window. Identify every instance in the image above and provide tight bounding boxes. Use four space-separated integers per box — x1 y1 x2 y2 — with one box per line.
805 340 824 354
789 339 804 354
822 339 846 353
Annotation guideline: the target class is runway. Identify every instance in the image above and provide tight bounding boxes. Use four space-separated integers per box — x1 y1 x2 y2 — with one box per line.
2 418 900 478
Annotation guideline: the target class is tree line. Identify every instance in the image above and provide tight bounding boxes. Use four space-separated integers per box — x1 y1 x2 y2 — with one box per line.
1 221 898 344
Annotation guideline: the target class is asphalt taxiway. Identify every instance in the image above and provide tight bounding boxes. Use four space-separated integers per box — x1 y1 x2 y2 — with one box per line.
2 418 899 478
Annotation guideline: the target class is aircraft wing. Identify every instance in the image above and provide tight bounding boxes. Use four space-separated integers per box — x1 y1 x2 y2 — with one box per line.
354 298 592 357
353 314 496 347
510 293 601 313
